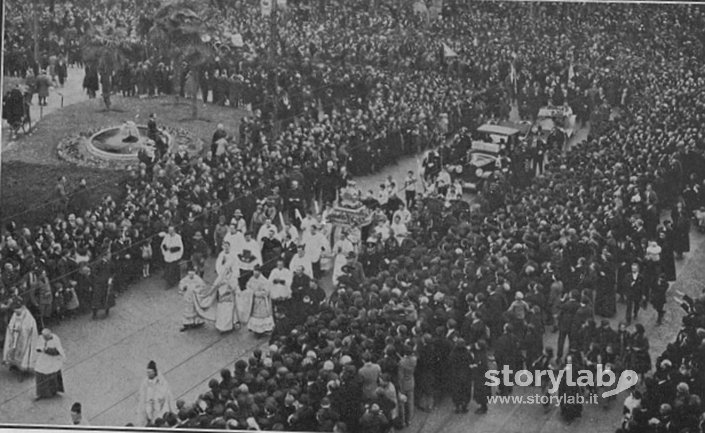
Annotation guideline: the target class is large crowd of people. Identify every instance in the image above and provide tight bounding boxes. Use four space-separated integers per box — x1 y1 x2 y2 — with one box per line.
3 0 705 432
616 289 705 433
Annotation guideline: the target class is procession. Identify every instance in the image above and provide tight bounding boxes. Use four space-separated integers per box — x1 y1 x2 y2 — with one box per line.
3 0 705 432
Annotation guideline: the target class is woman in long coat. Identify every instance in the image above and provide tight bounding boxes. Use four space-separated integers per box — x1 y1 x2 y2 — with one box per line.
472 340 490 414
36 71 51 106
671 201 691 258
415 336 438 412
626 324 651 377
657 225 676 281
448 339 473 413
2 86 26 128
594 258 616 317
83 66 99 98
558 355 583 421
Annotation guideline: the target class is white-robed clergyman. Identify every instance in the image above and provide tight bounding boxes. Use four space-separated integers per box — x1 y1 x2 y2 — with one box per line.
2 298 38 379
34 328 66 400
246 266 274 335
178 268 217 332
137 360 175 426
213 264 241 333
268 259 293 300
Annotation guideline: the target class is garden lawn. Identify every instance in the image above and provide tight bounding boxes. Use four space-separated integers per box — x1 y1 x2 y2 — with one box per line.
1 95 248 227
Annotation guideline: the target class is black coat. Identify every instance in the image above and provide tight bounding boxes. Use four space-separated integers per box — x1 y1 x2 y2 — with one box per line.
557 298 580 331
659 231 677 281
448 347 473 401
623 272 646 300
494 332 520 369
672 208 691 253
651 279 668 310
90 259 115 310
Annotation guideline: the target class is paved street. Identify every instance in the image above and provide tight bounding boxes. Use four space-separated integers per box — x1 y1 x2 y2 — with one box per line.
1 69 702 432
1 167 701 432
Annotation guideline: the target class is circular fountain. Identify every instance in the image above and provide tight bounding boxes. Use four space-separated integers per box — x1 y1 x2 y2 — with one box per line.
86 121 172 162
57 121 203 168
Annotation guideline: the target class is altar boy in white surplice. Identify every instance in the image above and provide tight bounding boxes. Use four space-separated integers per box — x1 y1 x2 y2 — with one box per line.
268 258 293 301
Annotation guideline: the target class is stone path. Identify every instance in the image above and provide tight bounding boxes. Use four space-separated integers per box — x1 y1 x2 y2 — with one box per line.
2 66 87 154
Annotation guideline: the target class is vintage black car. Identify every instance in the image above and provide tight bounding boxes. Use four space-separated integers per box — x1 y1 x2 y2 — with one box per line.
447 140 509 191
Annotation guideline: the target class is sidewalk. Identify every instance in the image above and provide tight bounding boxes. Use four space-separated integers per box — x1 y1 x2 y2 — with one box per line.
2 66 87 154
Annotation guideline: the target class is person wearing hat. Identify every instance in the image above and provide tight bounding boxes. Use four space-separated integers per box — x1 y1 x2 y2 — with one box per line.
229 248 258 326
246 265 275 336
2 298 38 380
70 402 89 425
359 403 388 433
137 360 175 426
34 328 66 400
161 225 184 289
36 69 51 106
288 243 314 280
236 244 260 289
344 251 366 287
359 236 381 276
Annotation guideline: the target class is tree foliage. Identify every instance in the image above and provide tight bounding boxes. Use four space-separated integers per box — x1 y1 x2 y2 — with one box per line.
148 0 219 69
81 23 139 74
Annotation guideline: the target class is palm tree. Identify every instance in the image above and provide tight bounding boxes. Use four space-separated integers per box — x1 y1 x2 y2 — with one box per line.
81 23 136 109
148 0 219 119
